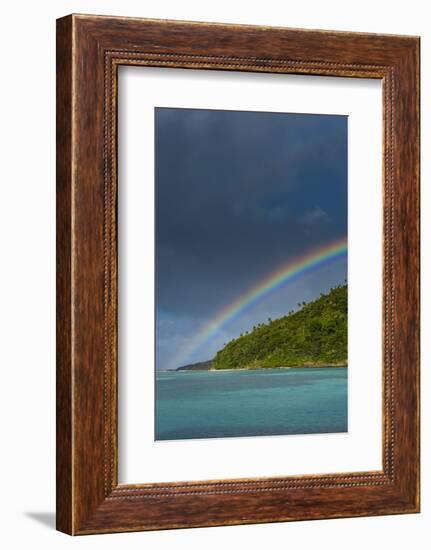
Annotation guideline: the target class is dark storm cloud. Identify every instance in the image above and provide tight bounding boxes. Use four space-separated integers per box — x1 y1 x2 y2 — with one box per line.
155 107 347 369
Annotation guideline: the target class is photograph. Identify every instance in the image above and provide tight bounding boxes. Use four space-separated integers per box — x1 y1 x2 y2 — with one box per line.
0 0 424 544
155 107 348 440
49 10 420 537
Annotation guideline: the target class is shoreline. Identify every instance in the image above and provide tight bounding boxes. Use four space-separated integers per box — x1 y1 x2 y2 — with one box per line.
210 364 347 372
168 364 347 373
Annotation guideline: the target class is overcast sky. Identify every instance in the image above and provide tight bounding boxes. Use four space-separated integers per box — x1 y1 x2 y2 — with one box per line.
155 107 347 370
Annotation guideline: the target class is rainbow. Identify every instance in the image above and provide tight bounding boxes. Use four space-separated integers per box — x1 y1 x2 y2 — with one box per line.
173 237 347 369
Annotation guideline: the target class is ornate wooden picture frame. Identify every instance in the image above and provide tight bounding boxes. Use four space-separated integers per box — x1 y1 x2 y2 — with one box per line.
56 14 420 535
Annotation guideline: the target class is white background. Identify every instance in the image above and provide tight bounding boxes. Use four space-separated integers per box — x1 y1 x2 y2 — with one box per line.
0 1 428 548
119 67 382 483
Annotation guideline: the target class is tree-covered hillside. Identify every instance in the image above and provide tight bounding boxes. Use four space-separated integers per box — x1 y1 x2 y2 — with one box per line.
213 284 347 370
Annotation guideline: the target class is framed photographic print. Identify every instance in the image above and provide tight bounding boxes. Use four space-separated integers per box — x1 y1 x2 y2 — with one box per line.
56 14 420 535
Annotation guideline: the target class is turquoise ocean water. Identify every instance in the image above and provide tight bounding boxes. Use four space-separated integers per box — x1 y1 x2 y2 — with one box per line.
155 367 347 440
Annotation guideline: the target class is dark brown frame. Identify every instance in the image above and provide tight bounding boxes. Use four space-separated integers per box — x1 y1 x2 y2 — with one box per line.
56 14 420 535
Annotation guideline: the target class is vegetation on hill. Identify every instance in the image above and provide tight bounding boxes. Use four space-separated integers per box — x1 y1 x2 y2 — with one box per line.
176 359 213 371
213 284 347 370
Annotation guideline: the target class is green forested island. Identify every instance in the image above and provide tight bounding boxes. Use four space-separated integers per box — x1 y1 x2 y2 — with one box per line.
214 284 347 369
177 284 347 371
